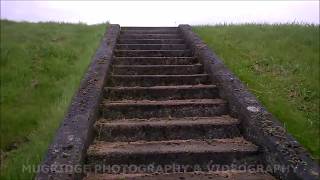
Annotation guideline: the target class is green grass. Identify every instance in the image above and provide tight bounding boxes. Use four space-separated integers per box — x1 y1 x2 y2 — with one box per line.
193 24 319 160
0 20 106 179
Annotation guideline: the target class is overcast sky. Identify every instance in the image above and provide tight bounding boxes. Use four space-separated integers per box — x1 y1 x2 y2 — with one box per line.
1 1 319 26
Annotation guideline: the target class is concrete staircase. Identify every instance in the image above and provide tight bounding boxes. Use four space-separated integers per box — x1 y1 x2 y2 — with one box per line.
84 27 275 179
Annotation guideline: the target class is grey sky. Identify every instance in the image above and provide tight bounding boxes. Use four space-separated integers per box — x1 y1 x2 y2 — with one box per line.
1 1 319 26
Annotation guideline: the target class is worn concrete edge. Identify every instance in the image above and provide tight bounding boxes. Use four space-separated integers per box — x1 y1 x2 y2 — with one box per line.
36 24 120 180
178 24 319 180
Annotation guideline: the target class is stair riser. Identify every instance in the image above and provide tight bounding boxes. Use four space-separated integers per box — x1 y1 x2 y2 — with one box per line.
105 86 219 100
118 39 184 44
87 153 260 173
113 57 197 65
115 50 192 57
108 75 209 87
116 44 187 50
95 124 240 142
112 65 202 75
121 30 179 34
121 34 181 39
102 103 228 119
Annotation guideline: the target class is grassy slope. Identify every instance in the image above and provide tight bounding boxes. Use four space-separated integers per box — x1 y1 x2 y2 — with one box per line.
0 20 106 179
193 24 319 160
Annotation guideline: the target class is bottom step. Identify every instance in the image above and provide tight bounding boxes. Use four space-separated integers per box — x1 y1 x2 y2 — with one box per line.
86 138 260 173
84 171 275 180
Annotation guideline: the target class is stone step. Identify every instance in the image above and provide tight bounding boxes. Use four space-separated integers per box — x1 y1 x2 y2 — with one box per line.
112 64 202 75
116 44 187 50
108 74 210 87
86 138 260 173
84 171 275 180
114 50 192 57
121 27 178 31
94 115 240 142
121 30 179 34
101 99 228 119
118 39 185 44
120 34 182 39
104 84 219 100
113 57 197 65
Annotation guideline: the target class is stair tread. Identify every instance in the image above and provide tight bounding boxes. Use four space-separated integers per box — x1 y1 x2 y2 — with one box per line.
121 27 178 29
117 43 185 45
95 115 240 141
112 64 202 75
109 74 210 87
120 33 180 35
119 39 185 44
113 64 201 68
114 57 195 59
96 115 239 126
120 34 182 39
105 84 216 90
121 31 179 34
113 57 197 65
119 38 184 40
102 98 227 119
112 74 208 77
104 99 226 106
116 44 187 50
104 84 219 101
84 171 275 180
87 138 257 155
115 49 192 57
115 50 190 52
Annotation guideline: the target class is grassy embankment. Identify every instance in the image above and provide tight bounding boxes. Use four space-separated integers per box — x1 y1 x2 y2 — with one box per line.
194 24 319 160
0 20 106 179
